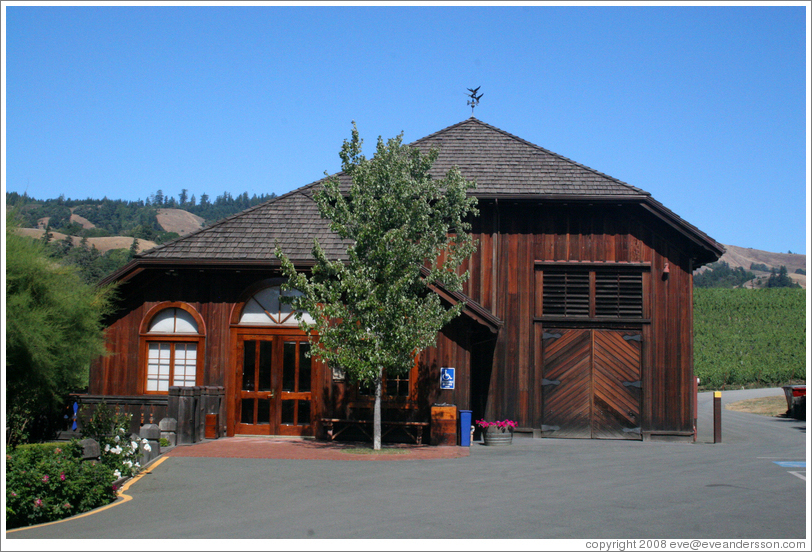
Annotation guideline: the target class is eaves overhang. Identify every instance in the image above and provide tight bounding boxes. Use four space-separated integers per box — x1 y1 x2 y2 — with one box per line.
98 257 305 287
475 194 725 267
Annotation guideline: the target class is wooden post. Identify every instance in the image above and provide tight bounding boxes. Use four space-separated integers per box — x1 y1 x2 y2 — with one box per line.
693 377 699 442
713 391 722 443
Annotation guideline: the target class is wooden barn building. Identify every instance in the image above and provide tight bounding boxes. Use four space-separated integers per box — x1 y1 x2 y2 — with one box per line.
88 118 724 443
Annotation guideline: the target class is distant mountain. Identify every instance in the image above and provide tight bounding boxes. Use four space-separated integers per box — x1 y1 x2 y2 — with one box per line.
697 244 806 289
717 244 805 273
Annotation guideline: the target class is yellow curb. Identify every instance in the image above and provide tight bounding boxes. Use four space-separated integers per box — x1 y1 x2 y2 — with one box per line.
5 457 168 534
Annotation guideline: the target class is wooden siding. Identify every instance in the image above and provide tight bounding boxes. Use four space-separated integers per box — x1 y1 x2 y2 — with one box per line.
463 201 697 437
91 200 702 439
91 269 284 397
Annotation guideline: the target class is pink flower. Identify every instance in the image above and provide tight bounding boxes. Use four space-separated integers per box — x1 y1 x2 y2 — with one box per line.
34 498 42 508
60 472 66 481
476 418 517 430
63 503 72 509
10 492 17 497
42 475 50 483
54 448 62 454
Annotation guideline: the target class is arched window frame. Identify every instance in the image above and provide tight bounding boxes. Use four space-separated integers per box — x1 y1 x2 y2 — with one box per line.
139 302 206 395
231 280 314 327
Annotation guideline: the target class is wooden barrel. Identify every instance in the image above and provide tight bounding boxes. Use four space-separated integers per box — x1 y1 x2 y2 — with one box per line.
430 405 458 446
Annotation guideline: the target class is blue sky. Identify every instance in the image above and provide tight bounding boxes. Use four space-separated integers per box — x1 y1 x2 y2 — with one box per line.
3 4 809 255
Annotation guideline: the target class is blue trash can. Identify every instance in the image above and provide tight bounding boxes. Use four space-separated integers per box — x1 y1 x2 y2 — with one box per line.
459 410 472 446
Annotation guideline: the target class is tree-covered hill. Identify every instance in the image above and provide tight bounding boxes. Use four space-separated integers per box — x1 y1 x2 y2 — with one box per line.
6 189 278 284
6 188 277 243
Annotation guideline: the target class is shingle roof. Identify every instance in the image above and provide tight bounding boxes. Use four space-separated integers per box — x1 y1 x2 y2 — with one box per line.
136 117 717 264
412 118 648 197
140 189 351 262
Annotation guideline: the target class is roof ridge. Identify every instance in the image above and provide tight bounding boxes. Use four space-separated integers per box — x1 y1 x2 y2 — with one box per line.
408 117 482 146
415 117 649 197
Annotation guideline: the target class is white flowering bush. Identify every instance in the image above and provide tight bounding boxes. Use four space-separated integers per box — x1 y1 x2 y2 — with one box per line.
79 403 143 481
101 429 144 479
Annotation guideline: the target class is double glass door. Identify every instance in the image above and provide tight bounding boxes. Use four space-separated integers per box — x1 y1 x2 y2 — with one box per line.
234 334 314 436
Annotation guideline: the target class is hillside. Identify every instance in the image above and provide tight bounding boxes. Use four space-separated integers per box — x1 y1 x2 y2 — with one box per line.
716 244 806 289
718 244 805 272
156 208 205 235
15 228 157 254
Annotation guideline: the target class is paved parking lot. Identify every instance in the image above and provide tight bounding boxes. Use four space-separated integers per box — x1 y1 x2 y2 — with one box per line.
6 389 807 541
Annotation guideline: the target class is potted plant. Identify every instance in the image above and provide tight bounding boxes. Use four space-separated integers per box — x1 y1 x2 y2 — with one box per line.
475 419 517 446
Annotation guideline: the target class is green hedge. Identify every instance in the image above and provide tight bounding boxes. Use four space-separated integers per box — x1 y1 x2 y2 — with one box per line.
5 441 117 529
694 288 806 389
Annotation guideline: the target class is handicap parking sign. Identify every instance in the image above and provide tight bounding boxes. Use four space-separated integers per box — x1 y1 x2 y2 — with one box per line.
440 367 455 390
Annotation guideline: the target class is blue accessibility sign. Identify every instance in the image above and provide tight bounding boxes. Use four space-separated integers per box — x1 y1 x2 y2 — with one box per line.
440 367 455 390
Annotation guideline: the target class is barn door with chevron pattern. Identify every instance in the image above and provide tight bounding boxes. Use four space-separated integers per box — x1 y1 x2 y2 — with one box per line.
592 330 642 440
541 329 593 439
541 329 642 440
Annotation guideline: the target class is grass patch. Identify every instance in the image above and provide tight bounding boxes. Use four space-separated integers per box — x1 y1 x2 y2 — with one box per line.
340 446 411 455
725 395 788 417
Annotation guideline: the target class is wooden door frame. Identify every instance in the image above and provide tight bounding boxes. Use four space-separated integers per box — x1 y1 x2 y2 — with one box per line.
227 327 321 437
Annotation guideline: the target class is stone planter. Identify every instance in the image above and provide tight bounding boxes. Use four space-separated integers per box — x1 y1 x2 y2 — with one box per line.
483 430 513 446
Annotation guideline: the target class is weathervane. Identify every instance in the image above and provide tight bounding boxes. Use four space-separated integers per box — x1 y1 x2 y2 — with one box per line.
466 86 483 115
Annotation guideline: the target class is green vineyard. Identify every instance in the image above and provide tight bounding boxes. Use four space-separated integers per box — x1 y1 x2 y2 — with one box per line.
693 288 807 389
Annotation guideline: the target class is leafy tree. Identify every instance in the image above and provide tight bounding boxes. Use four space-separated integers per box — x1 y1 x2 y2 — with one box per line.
765 266 799 288
275 123 478 449
129 238 139 259
5 216 116 445
693 261 755 288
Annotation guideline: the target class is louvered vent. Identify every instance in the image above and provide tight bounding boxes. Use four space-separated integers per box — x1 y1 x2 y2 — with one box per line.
595 271 643 318
543 270 590 317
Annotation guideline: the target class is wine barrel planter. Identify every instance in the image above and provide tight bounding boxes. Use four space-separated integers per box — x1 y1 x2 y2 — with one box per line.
483 431 513 446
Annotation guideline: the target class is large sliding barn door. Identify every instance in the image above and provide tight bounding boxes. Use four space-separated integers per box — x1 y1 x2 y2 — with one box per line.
542 329 642 440
591 331 642 440
541 330 593 438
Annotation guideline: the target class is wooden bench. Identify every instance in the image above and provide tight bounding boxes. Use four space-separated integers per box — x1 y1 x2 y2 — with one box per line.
321 418 430 445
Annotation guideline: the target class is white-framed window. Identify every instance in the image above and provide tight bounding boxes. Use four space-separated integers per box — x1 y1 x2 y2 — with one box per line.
141 304 204 394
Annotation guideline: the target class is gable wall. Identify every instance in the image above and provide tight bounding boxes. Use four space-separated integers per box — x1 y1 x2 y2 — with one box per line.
462 201 697 436
90 269 282 396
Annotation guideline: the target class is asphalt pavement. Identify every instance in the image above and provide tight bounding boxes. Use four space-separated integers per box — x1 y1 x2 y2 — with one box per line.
5 388 808 542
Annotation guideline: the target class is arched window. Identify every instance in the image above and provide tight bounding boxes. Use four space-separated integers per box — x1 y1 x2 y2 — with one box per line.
141 304 205 394
239 286 314 326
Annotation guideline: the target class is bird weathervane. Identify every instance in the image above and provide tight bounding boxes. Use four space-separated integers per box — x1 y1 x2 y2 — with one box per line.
466 86 483 115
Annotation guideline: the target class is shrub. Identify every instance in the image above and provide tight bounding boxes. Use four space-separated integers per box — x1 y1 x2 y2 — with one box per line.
5 441 117 529
80 403 145 479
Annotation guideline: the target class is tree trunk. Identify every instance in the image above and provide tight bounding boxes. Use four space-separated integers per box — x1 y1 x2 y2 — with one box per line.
373 366 383 450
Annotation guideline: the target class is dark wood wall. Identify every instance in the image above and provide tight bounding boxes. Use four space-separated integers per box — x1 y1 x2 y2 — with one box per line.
459 201 697 437
92 199 702 438
91 269 283 396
